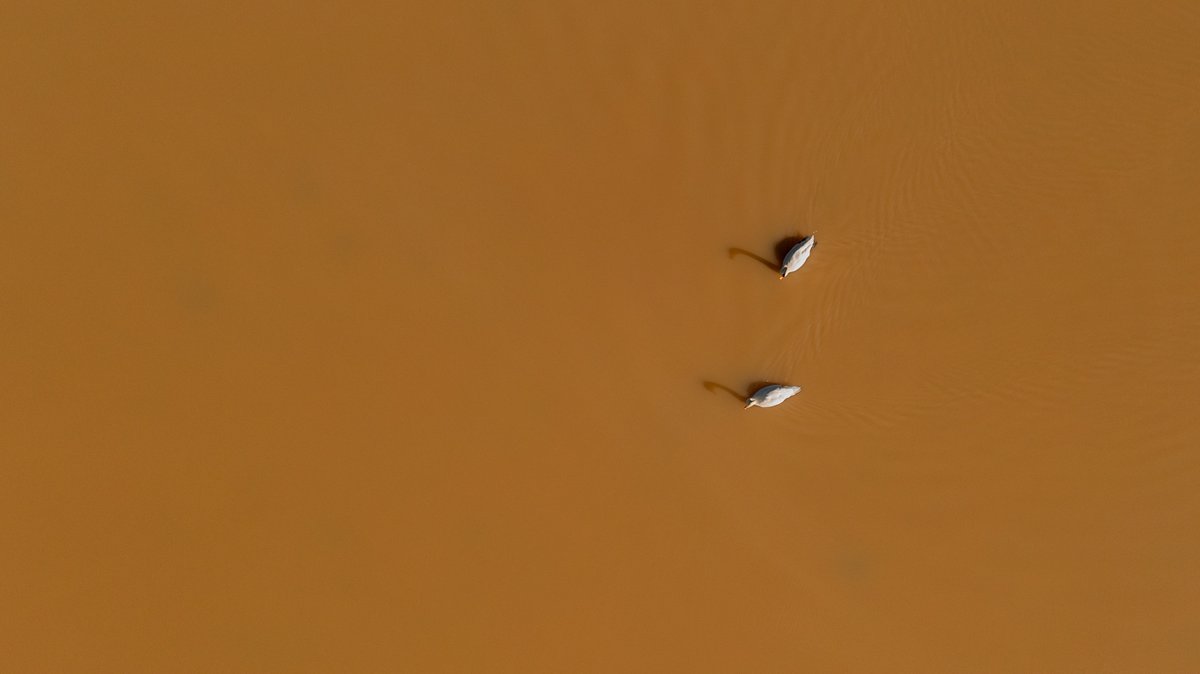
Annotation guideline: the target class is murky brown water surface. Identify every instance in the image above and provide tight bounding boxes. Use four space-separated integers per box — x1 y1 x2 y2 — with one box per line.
4 1 1200 671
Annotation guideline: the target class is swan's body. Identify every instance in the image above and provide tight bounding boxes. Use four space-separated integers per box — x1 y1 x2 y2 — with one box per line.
745 384 802 409
779 235 816 279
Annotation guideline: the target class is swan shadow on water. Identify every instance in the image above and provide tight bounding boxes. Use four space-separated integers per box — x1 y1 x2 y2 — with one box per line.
727 234 815 275
702 380 788 405
727 247 775 271
702 381 744 402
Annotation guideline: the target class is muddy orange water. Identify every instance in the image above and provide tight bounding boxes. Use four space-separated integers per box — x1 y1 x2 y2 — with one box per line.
3 1 1200 672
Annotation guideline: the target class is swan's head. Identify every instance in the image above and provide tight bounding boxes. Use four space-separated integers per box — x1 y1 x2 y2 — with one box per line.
778 268 788 280
744 399 758 409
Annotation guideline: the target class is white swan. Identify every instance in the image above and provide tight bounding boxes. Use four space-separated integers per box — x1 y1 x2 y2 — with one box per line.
779 235 816 279
745 384 802 409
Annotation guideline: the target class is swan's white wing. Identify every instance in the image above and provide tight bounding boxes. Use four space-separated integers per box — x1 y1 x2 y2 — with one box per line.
763 386 801 406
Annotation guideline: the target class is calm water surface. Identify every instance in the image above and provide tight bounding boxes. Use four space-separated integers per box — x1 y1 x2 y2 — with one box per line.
3 1 1200 671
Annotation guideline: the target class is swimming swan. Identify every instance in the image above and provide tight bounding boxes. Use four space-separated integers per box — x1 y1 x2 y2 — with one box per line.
779 235 816 279
745 384 802 409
